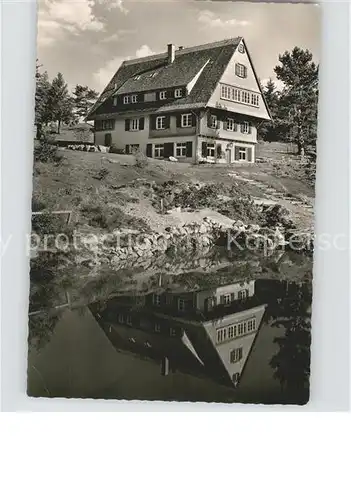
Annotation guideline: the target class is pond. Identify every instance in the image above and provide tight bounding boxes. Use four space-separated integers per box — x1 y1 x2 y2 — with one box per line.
27 250 312 405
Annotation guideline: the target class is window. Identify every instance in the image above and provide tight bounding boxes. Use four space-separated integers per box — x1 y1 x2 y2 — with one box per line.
233 88 241 102
150 71 158 77
221 85 230 100
118 313 124 323
228 326 235 338
181 113 192 127
113 97 117 106
230 347 243 363
176 143 187 157
134 75 141 81
238 289 249 299
235 63 247 78
241 91 250 104
178 298 185 311
238 148 247 161
209 115 217 129
247 318 256 332
128 337 136 343
154 144 164 158
207 143 215 157
144 341 152 348
96 120 114 131
223 294 231 306
126 315 132 326
152 294 161 306
238 43 245 54
174 88 183 98
130 118 140 131
154 323 161 332
123 95 130 104
159 91 167 100
156 116 166 129
216 328 228 344
227 118 235 131
131 94 138 103
251 94 259 106
238 323 244 335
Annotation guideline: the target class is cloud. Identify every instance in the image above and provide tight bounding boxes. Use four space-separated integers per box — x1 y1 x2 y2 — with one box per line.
93 45 156 91
95 0 129 15
198 10 250 29
37 0 105 47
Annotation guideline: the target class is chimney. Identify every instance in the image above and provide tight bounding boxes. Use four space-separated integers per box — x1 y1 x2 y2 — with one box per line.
179 46 184 50
167 43 175 64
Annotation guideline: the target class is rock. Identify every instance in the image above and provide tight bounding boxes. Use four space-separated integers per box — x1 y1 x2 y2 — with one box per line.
98 145 108 153
168 156 178 162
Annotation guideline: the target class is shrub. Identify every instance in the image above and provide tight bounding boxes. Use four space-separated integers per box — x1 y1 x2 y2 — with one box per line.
34 138 61 164
134 150 148 168
92 166 109 180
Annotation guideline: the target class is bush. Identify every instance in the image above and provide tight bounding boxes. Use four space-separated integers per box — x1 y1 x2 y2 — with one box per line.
134 150 148 168
34 138 60 164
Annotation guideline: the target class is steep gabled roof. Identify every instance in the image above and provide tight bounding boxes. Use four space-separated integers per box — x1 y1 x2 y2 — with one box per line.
87 38 241 119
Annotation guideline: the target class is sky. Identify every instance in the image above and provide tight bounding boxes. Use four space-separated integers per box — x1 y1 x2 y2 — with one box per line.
37 0 321 93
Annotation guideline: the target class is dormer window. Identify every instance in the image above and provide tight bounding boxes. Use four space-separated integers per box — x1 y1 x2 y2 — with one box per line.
159 91 167 100
174 88 183 98
131 94 138 103
123 95 129 104
123 94 138 104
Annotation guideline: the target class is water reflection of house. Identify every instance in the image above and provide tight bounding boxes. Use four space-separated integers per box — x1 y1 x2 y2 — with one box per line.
91 280 266 389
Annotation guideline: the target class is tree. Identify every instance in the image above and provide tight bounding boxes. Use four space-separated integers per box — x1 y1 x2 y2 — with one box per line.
72 84 99 123
47 72 74 134
274 47 318 155
35 60 51 139
258 78 280 142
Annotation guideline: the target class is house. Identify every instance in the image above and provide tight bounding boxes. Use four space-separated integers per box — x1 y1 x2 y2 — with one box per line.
90 279 267 388
86 38 271 164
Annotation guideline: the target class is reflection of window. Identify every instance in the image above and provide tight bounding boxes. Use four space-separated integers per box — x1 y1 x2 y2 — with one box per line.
118 313 124 323
178 298 185 311
232 372 240 384
152 294 161 306
238 289 249 299
230 347 243 363
144 341 152 348
128 337 136 343
170 328 177 337
154 323 161 332
126 315 132 326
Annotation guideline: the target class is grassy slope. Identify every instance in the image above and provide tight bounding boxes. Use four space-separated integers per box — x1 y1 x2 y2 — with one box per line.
32 142 314 233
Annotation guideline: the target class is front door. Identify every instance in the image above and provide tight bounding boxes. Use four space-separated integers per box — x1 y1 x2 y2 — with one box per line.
226 147 232 164
104 133 112 147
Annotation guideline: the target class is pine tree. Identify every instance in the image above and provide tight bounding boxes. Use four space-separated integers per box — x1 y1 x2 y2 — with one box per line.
274 47 318 156
47 72 74 134
258 78 280 142
35 60 51 139
72 84 99 122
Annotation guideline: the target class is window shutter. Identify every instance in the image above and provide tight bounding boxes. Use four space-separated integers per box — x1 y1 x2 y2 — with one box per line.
164 142 174 158
139 93 144 102
192 114 196 127
244 66 248 78
235 146 240 161
234 121 238 132
165 115 171 129
146 143 153 157
207 114 212 128
125 145 130 155
235 64 239 76
223 119 228 130
240 123 245 133
216 144 222 158
230 293 235 302
186 142 193 158
176 114 181 128
220 295 225 305
139 117 145 130
166 90 173 99
247 147 252 162
150 115 156 130
125 119 130 131
202 142 207 157
248 123 252 133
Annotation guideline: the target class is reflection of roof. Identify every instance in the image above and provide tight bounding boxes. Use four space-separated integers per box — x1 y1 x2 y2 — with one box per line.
87 38 241 119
